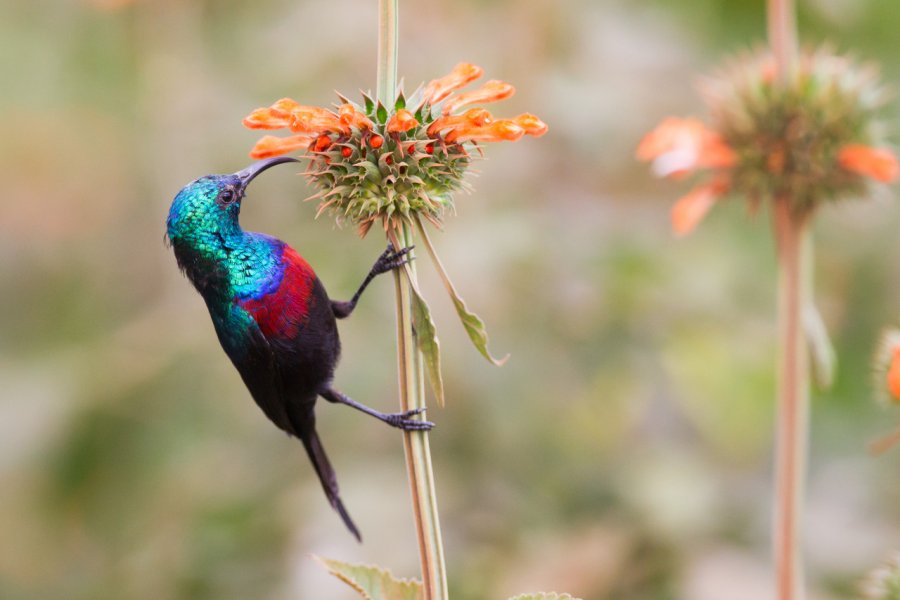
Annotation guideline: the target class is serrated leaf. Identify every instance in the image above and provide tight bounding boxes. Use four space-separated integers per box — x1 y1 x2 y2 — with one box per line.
314 556 423 600
407 274 445 407
414 216 508 367
509 594 583 600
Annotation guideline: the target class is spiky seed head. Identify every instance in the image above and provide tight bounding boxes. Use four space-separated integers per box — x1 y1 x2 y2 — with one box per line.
701 46 893 215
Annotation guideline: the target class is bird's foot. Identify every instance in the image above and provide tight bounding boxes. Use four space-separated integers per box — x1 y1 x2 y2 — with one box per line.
373 244 414 276
385 407 434 431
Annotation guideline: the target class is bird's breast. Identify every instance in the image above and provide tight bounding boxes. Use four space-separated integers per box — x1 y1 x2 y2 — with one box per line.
235 245 317 340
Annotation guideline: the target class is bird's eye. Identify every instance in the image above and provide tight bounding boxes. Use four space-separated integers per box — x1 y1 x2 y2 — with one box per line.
219 189 236 205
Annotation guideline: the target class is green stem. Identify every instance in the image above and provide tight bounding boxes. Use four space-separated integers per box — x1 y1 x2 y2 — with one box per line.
377 3 448 598
773 200 810 600
376 0 398 103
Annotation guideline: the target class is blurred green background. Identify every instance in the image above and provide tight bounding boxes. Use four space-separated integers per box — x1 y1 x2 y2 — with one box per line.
2 1 899 598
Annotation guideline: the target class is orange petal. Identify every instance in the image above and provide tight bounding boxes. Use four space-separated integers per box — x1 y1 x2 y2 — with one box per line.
445 119 524 143
289 106 346 135
637 117 733 178
442 80 515 116
671 182 722 237
249 134 314 159
838 144 899 183
338 103 375 130
386 109 419 133
424 63 484 105
269 98 302 117
888 348 900 402
701 137 737 170
427 108 493 136
243 107 292 130
512 113 548 137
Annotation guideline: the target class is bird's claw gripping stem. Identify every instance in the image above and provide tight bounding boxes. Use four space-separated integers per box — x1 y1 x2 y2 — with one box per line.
374 244 414 275
386 408 435 431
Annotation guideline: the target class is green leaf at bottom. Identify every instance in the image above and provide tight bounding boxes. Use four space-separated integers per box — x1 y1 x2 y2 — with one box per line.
314 556 423 600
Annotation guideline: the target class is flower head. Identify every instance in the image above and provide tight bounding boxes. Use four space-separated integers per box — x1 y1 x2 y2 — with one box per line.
638 47 898 235
243 63 546 236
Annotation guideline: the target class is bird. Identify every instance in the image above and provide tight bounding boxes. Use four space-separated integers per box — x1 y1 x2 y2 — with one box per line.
166 157 434 540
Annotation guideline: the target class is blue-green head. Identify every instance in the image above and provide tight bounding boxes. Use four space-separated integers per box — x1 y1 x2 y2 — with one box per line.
166 157 299 251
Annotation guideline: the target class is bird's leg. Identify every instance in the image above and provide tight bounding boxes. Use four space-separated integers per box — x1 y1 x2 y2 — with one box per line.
320 387 434 431
331 245 414 319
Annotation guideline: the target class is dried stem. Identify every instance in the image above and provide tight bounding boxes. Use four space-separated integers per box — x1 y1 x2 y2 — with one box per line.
767 0 797 83
772 201 810 600
768 2 806 600
378 2 448 598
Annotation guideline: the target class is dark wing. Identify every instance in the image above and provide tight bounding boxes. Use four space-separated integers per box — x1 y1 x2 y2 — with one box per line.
211 302 295 435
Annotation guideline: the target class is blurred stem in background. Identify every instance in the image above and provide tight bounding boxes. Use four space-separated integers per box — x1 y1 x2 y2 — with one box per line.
768 1 806 599
378 1 449 598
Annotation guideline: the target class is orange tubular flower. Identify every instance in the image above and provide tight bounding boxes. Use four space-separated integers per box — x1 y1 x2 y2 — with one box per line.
338 104 375 131
386 109 419 133
445 120 525 144
289 107 346 135
512 113 549 137
242 98 305 129
671 178 729 237
250 134 315 159
442 80 516 116
838 144 900 183
243 107 292 130
424 62 484 105
427 108 493 136
637 117 736 178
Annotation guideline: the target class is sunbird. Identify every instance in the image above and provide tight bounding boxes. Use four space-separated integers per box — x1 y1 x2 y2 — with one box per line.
166 157 433 540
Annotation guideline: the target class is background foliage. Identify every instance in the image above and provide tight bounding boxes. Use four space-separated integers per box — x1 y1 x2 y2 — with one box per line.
1 1 899 598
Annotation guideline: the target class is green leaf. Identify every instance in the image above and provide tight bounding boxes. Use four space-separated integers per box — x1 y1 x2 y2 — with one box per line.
451 295 509 366
408 278 445 407
395 91 406 111
314 556 423 600
509 594 583 600
414 216 508 367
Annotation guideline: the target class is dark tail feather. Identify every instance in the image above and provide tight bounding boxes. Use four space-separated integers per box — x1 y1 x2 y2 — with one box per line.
299 427 362 542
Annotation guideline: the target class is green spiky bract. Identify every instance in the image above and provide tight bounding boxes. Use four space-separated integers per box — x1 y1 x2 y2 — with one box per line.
307 90 471 237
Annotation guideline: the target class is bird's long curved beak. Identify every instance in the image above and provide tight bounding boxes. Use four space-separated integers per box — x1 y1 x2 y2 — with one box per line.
235 157 300 191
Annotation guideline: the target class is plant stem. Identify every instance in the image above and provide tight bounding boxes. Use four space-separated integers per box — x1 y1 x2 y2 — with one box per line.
377 2 448 598
773 200 810 600
767 0 797 84
769 1 806 599
376 0 398 103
